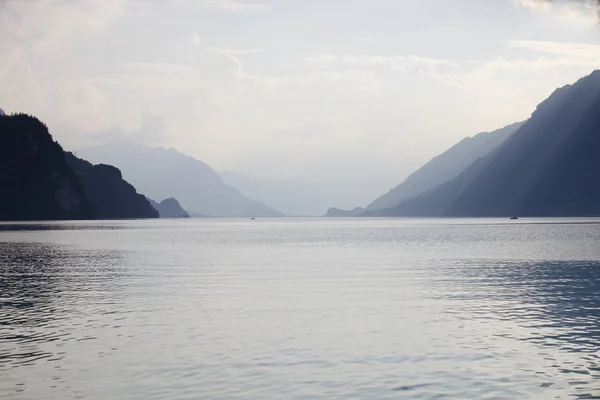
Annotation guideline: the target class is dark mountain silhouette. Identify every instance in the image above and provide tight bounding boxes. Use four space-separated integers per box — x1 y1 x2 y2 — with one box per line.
367 121 524 211
0 113 94 221
148 197 190 218
79 142 284 217
377 69 600 217
65 153 158 219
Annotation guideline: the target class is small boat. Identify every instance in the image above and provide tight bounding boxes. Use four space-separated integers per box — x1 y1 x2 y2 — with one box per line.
250 217 255 220
510 216 518 220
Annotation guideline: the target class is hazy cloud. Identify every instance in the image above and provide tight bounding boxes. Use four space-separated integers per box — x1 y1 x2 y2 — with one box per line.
0 0 126 52
169 0 268 11
506 39 600 58
1 0 599 193
190 31 202 46
512 0 552 11
512 0 599 23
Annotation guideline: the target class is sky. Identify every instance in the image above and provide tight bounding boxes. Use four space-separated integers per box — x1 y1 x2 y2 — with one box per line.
1 0 600 199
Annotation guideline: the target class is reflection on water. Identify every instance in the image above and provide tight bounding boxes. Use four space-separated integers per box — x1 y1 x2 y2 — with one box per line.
0 237 127 399
1 219 600 399
0 223 129 232
441 259 600 399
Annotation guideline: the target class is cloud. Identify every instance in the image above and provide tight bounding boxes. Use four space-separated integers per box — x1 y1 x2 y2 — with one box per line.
506 39 600 58
294 54 457 75
511 0 599 24
220 48 266 55
0 0 127 52
190 31 202 46
512 0 552 11
1 0 599 181
0 0 130 123
169 0 268 11
513 0 600 10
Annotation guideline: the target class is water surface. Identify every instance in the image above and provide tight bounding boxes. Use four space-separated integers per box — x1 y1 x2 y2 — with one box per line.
1 218 600 399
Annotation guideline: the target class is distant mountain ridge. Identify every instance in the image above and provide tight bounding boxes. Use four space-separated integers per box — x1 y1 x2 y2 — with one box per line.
219 171 375 216
148 197 190 218
376 69 600 217
366 121 524 211
79 142 285 217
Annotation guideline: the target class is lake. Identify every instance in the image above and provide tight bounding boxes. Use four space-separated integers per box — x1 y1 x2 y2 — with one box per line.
1 218 600 399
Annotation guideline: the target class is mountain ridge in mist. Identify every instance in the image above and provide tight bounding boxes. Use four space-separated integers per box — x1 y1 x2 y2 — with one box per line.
366 121 525 211
219 170 378 216
79 142 285 217
147 197 190 218
375 69 600 217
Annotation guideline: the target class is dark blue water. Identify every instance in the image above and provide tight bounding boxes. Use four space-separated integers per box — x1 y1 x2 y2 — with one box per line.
1 218 600 399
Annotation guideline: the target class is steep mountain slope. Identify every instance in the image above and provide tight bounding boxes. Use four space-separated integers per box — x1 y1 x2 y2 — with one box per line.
367 121 524 211
380 70 600 217
79 142 284 217
148 197 190 218
0 114 94 221
65 153 158 219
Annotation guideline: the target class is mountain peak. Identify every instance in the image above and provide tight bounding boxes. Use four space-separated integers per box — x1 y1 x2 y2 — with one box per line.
147 197 190 218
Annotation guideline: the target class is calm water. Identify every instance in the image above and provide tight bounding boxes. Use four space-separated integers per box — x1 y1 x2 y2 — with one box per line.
1 218 600 399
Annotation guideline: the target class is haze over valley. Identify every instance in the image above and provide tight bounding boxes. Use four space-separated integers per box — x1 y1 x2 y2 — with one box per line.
4 0 600 219
5 2 600 400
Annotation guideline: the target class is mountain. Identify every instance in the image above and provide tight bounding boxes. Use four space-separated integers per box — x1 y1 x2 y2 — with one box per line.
65 153 158 219
148 197 190 218
219 171 376 216
325 207 365 217
377 70 600 217
79 142 284 217
0 113 94 221
367 121 524 211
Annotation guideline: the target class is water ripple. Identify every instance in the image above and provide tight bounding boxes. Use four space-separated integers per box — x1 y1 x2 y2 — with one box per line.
1 219 600 399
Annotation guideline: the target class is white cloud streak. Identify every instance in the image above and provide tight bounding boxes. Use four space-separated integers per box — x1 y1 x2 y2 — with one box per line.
0 0 599 183
506 39 600 59
511 0 552 11
169 0 268 11
511 0 597 24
